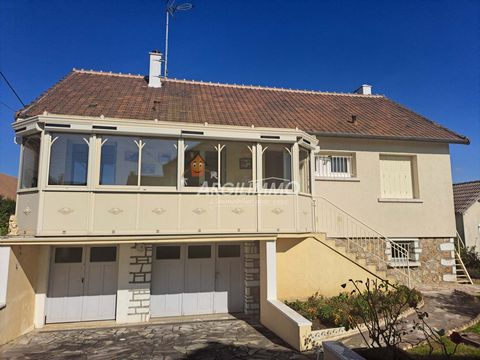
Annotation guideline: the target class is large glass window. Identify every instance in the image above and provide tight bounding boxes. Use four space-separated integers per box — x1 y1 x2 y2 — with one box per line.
20 134 41 189
183 140 219 187
262 143 292 190
140 138 177 186
220 141 254 188
49 133 89 186
299 148 311 193
100 136 139 186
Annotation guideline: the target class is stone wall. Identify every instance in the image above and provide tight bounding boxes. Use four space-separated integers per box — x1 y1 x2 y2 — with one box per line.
244 241 260 315
409 238 456 284
127 244 152 322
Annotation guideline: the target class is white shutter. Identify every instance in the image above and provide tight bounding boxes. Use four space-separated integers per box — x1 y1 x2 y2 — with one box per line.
380 156 414 199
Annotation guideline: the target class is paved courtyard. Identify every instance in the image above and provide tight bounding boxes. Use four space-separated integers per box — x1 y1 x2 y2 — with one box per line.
0 318 314 360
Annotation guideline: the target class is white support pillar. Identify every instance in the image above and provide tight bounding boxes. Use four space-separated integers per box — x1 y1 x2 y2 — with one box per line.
265 240 277 300
34 246 50 328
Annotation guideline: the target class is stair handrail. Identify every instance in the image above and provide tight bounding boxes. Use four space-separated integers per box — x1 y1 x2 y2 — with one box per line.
313 195 411 286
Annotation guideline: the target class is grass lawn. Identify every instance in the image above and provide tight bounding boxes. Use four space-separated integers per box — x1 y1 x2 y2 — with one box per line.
408 322 480 359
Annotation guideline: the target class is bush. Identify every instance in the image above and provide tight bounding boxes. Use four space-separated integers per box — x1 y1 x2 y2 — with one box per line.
461 246 480 278
0 195 15 236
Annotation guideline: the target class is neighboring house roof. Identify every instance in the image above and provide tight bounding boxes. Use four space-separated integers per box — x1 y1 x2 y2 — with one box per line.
16 69 469 144
0 173 17 200
453 180 480 214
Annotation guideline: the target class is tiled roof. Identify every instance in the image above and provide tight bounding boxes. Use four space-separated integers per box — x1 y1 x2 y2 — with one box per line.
453 180 480 214
0 173 17 200
16 69 469 144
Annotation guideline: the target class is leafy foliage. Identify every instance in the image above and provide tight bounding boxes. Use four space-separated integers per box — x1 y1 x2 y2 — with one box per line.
460 246 480 278
0 195 15 236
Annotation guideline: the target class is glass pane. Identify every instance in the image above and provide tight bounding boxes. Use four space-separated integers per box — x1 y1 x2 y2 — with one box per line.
90 247 117 262
156 246 181 260
218 245 241 258
100 136 139 185
55 247 82 263
140 138 177 186
49 133 89 185
262 143 292 190
188 245 211 259
299 148 311 193
20 134 41 189
183 140 218 187
220 142 253 188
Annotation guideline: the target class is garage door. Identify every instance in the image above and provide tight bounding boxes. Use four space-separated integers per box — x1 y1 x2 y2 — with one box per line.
150 243 244 317
46 246 118 323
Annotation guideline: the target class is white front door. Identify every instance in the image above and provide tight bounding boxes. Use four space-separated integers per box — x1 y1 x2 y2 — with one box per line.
150 243 244 317
47 246 118 323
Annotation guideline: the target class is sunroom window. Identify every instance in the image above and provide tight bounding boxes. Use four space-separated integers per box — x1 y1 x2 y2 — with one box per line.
220 141 254 188
299 148 311 193
140 138 177 186
262 143 292 190
183 139 219 187
20 134 41 189
48 133 89 186
100 136 139 186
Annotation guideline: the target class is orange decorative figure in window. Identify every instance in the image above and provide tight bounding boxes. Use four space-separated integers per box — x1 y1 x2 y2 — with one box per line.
189 153 205 177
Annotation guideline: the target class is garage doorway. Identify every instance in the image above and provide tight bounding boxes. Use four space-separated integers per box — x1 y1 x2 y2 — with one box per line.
150 243 244 317
46 246 118 323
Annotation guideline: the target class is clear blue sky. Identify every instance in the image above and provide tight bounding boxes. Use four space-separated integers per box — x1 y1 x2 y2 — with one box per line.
1 0 479 182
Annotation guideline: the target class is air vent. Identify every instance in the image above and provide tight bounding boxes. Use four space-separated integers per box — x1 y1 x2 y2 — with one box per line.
92 125 117 130
14 127 27 133
181 130 204 135
260 135 280 140
45 123 71 128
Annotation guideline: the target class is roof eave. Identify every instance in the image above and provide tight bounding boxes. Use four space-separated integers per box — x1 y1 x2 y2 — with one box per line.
311 131 470 145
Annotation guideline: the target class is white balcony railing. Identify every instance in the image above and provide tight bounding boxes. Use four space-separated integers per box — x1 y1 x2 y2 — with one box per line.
315 155 353 178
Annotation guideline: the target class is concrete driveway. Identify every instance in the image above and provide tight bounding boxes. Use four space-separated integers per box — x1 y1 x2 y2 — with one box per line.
0 318 314 360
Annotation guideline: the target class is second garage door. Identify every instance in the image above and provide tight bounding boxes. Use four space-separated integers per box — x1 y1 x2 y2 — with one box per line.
150 243 244 317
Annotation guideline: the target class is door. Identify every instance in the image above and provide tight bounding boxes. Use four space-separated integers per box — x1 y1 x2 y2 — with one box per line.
183 244 215 315
150 245 185 317
214 244 244 313
47 246 118 323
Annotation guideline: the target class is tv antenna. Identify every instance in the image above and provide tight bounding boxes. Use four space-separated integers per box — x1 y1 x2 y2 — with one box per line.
165 0 193 78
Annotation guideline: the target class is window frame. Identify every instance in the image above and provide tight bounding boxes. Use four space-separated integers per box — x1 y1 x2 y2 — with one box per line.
298 146 312 195
315 152 356 179
259 142 294 193
387 238 420 267
19 133 41 190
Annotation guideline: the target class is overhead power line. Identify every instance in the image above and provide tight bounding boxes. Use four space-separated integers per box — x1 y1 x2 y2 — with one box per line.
0 71 25 107
0 100 16 112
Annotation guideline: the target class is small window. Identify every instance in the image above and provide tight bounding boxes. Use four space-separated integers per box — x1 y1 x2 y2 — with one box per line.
299 148 311 193
156 246 181 260
218 245 241 258
188 245 211 259
379 155 416 199
90 247 117 262
54 247 83 263
315 154 354 178
20 134 41 189
389 239 419 265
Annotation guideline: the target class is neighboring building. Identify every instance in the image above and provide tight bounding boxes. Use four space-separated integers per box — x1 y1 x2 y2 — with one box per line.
0 52 469 350
454 180 480 249
0 173 18 200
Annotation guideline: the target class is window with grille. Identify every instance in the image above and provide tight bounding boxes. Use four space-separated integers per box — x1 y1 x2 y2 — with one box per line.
315 154 354 178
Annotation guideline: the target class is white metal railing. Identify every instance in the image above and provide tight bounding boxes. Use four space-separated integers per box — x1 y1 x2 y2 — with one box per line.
315 155 353 178
454 231 474 285
313 196 411 286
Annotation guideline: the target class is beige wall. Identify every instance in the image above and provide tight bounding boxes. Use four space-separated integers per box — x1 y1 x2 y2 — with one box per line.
276 237 376 300
315 137 457 238
463 201 480 249
0 246 40 345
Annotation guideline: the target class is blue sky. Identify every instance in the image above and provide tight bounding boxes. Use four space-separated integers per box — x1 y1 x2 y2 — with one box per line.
1 0 479 182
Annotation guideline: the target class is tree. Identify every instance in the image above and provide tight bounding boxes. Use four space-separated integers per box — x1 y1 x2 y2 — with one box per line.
0 195 15 236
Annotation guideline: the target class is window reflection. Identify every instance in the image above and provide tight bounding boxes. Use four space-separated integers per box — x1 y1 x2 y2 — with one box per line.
49 133 89 186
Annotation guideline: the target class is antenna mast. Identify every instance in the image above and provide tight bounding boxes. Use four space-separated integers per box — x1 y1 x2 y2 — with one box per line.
164 0 193 78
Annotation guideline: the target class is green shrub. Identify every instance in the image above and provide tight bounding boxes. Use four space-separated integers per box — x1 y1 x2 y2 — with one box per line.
0 195 15 236
461 246 480 279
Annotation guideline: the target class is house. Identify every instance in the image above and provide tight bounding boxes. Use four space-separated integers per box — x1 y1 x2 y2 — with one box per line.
453 180 480 249
0 51 469 350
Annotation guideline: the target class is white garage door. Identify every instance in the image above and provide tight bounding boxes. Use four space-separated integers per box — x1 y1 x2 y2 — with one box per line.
46 246 118 323
151 243 244 317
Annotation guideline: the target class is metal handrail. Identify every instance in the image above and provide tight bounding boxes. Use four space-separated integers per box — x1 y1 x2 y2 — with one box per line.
313 196 411 286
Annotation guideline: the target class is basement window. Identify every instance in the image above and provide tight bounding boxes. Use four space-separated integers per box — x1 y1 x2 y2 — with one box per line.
387 239 420 267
